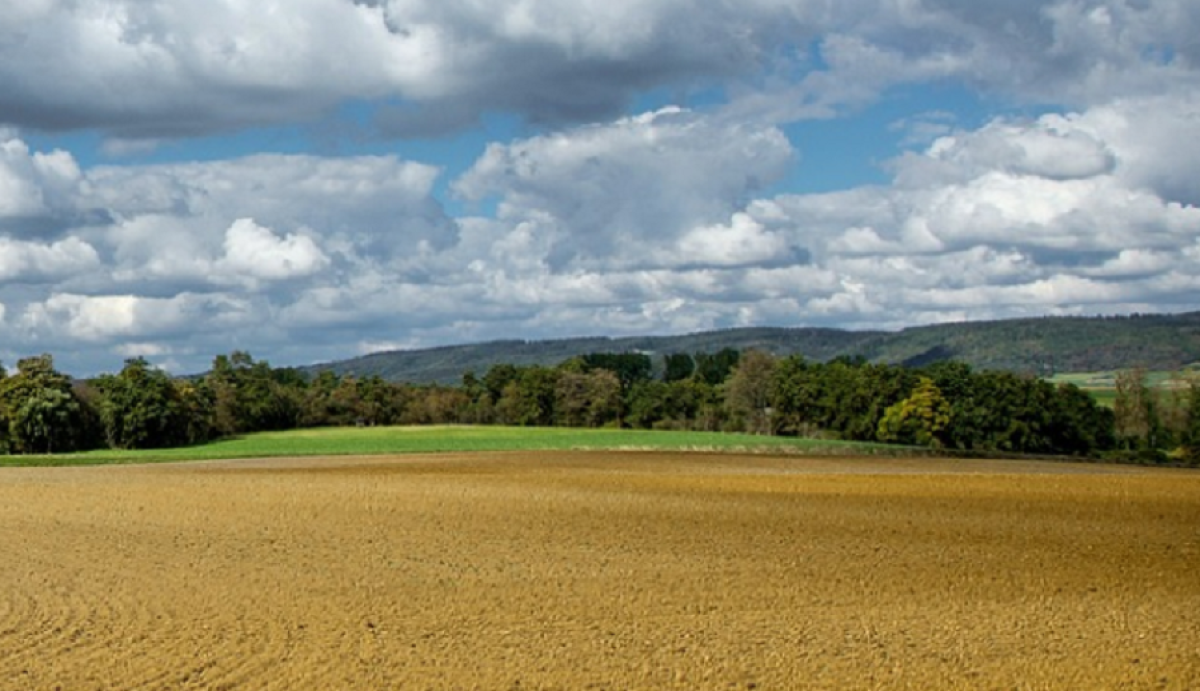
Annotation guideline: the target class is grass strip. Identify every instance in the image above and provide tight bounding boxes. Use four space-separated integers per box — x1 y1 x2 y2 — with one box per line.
2 425 903 467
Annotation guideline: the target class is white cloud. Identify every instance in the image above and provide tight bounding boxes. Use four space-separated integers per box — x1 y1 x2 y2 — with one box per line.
919 116 1116 181
0 134 82 221
0 0 813 138
455 107 793 270
0 236 100 281
19 293 249 344
0 136 465 371
0 0 1195 144
1 3 1199 376
219 218 329 283
675 213 793 268
743 93 1200 323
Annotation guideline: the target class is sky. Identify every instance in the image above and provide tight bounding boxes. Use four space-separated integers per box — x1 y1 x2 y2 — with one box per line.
1 0 1199 377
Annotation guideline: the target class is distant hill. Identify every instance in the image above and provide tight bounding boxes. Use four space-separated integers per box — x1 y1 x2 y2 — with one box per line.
300 311 1200 384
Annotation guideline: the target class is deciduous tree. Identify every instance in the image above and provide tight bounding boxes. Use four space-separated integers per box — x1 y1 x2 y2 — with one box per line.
724 350 777 434
877 377 951 448
0 354 96 454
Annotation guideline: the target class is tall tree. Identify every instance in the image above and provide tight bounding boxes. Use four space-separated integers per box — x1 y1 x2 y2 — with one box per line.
1183 375 1200 465
662 353 696 383
580 353 652 390
1113 367 1159 450
555 370 621 428
0 354 97 454
204 351 302 435
694 348 740 386
1163 370 1200 465
495 366 560 427
877 377 951 448
94 357 189 450
723 350 778 434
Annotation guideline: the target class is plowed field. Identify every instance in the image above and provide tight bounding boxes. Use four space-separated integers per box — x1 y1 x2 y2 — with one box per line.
1 452 1198 689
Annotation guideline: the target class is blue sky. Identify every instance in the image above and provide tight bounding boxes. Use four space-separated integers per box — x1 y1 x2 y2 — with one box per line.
2 1 1199 376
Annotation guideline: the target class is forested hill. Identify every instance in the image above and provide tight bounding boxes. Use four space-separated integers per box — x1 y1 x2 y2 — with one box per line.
303 311 1200 384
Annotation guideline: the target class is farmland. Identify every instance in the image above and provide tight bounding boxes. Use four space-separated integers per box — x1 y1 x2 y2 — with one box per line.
1 450 1197 689
1050 368 1200 409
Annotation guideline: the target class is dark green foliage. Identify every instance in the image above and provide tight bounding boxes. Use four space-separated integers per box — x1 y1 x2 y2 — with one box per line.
694 348 741 387
767 356 1113 456
0 336 1169 461
0 355 98 454
662 353 696 382
555 369 621 428
923 370 1113 455
1046 382 1116 456
1180 378 1200 465
483 363 520 403
94 357 194 450
626 379 721 430
205 351 302 434
579 352 652 390
770 356 917 442
495 366 560 427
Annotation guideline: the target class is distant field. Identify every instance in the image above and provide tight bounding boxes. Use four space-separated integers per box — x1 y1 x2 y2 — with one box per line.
1 425 901 468
1050 369 1195 408
1 452 1196 689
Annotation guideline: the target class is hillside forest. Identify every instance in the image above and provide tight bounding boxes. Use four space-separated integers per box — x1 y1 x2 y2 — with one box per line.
1 349 1198 465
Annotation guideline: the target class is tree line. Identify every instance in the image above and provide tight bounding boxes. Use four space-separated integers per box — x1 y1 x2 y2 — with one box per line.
1 349 1197 465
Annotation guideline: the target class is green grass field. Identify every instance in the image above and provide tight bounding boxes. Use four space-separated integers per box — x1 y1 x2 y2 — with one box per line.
1 425 902 468
1049 369 1196 408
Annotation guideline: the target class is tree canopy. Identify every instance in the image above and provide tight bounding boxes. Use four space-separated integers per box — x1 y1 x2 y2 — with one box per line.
0 347 1191 465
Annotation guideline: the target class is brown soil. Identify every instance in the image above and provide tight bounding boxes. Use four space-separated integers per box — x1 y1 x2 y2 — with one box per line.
1 452 1198 690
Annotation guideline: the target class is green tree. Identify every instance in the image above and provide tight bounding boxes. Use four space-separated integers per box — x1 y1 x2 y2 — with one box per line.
174 379 215 446
495 366 560 426
580 353 652 391
0 354 97 454
1113 367 1160 450
555 370 621 428
483 364 520 404
877 377 951 448
694 348 740 386
662 353 695 383
1166 371 1200 465
94 357 189 450
204 351 302 435
723 350 778 434
459 371 495 424
623 378 719 430
768 355 818 436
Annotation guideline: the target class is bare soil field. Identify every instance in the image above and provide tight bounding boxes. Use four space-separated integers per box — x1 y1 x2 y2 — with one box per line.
1 452 1197 690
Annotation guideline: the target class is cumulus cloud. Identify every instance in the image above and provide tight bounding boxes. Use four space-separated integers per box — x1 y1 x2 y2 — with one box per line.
5 0 1192 141
723 0 1200 127
744 94 1200 324
674 213 797 269
455 107 794 270
0 138 461 372
0 0 811 139
219 218 329 283
19 292 252 344
0 236 100 282
1 2 1198 375
0 132 83 228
